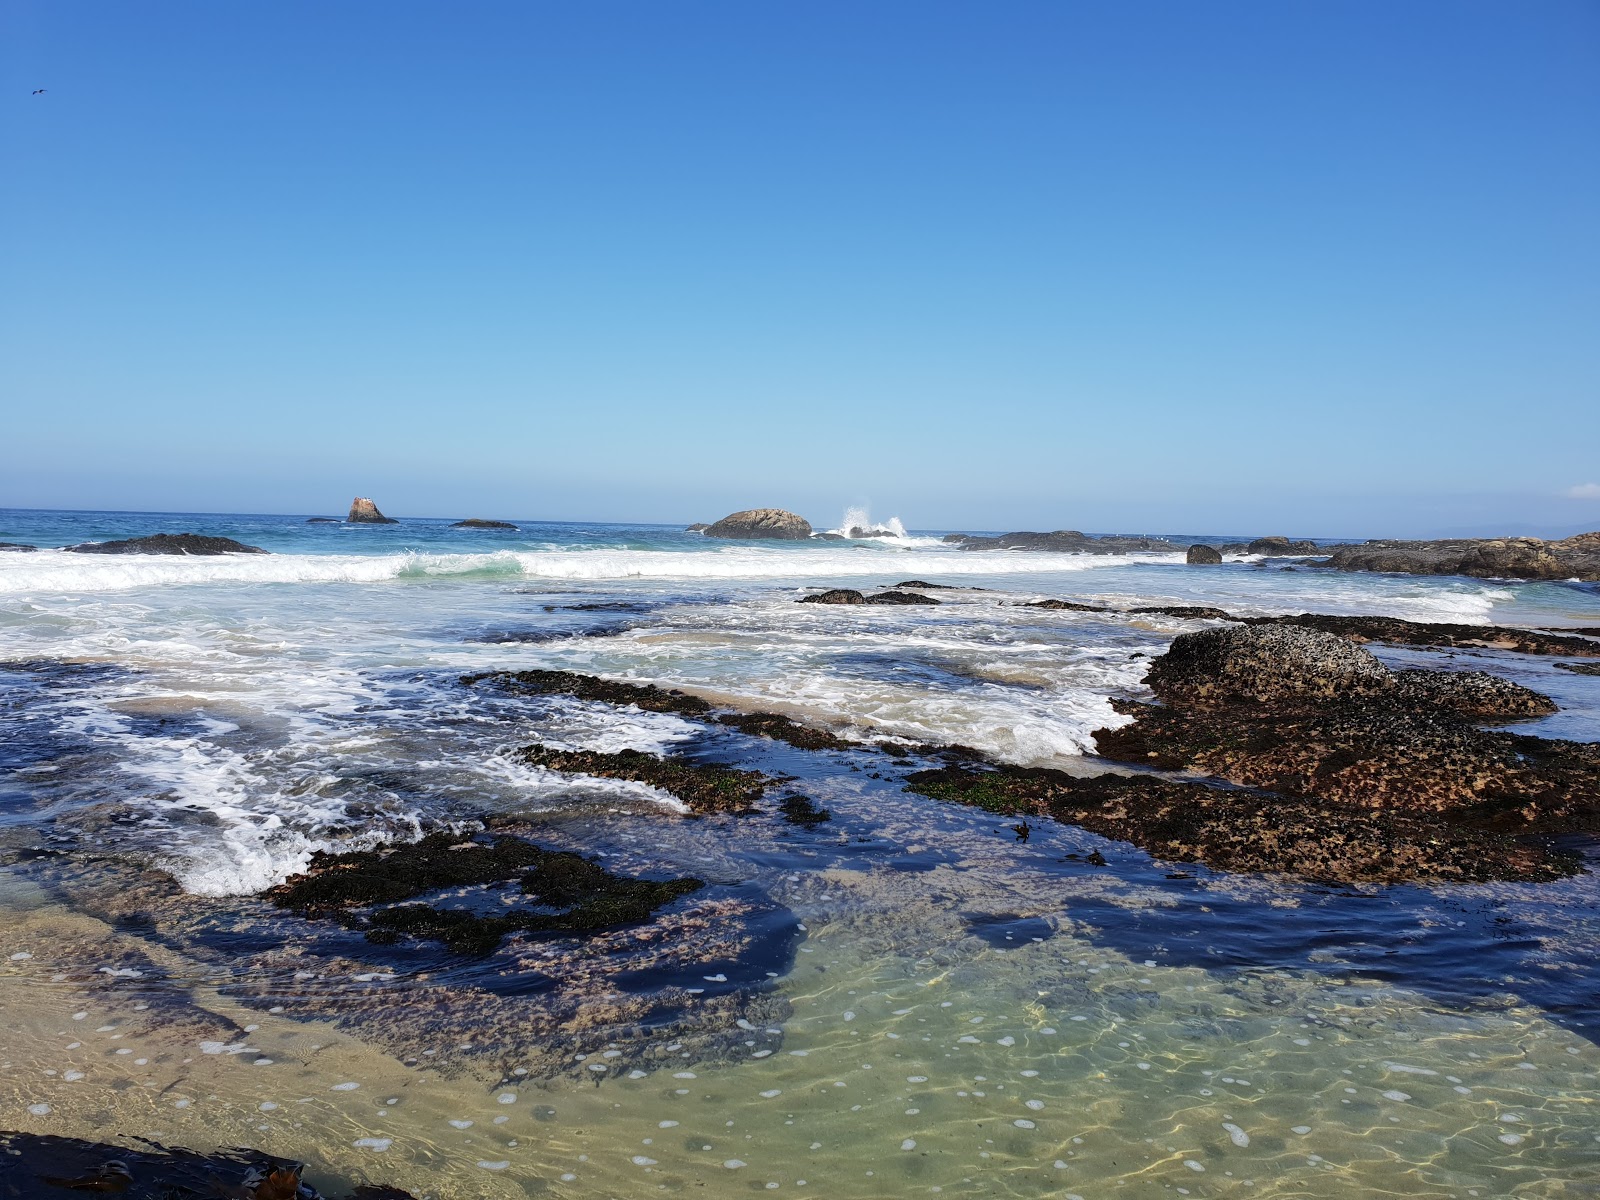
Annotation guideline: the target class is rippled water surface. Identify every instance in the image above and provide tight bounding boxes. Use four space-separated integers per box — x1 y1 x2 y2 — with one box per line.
1 510 1597 1195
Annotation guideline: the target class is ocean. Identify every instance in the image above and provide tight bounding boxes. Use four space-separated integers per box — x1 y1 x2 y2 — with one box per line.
1 507 1597 1196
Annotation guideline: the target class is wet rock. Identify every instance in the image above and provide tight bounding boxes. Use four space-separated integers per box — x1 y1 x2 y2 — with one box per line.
778 793 833 828
685 522 709 532
462 668 713 717
903 764 1572 884
0 1132 418 1199
1144 624 1399 708
701 508 812 540
896 580 959 589
305 517 340 523
948 530 1181 554
865 590 940 605
1245 612 1600 657
1320 535 1600 581
451 518 519 529
1186 544 1223 564
1556 661 1600 676
799 588 866 605
514 746 773 814
346 497 397 524
848 525 897 538
1247 536 1320 555
1128 605 1233 620
1023 599 1112 612
717 711 855 751
0 541 37 551
268 832 704 955
1392 668 1558 721
62 533 268 555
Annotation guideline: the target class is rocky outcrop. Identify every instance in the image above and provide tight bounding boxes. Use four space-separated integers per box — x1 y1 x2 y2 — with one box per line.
1247 536 1320 555
451 518 519 529
944 530 1180 554
305 517 339 523
1319 535 1600 581
685 522 709 532
1244 613 1600 657
0 1131 419 1199
0 541 36 551
848 525 896 538
347 497 398 524
865 590 940 605
63 533 268 555
701 508 813 540
1186 544 1222 564
799 588 866 605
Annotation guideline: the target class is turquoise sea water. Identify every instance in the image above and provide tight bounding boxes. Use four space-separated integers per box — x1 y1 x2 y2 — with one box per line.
0 507 1597 1195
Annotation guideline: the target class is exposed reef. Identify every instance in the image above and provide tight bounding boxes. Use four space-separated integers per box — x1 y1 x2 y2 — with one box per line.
943 530 1180 554
0 1132 418 1200
462 668 713 717
346 497 397 524
451 518 520 529
0 541 37 551
1317 533 1600 581
513 746 776 814
268 832 704 956
62 533 268 555
798 588 939 605
700 508 812 540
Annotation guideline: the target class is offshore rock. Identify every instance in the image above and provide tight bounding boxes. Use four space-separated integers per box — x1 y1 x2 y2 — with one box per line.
865 590 940 605
305 517 340 523
347 497 398 524
0 541 37 551
1186 544 1223 564
1320 535 1600 581
685 522 709 532
63 533 268 556
799 588 866 604
946 530 1180 554
1247 536 1320 555
451 518 520 529
702 508 812 540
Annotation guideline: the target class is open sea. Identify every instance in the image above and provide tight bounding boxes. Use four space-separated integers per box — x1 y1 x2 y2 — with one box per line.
1 507 1597 1196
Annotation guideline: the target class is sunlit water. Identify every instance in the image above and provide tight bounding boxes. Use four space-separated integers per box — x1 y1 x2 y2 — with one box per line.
1 509 1597 1195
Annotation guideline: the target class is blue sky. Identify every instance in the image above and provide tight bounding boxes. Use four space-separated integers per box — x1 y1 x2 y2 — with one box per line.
2 1 1597 537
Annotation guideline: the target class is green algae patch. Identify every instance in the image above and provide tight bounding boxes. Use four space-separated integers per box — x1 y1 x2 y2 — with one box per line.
462 668 714 716
267 833 705 955
514 745 773 814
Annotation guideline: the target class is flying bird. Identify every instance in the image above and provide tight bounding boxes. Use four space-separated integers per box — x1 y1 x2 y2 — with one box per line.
32 88 46 94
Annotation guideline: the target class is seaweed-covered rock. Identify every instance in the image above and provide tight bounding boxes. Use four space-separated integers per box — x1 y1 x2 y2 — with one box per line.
1556 661 1600 676
702 508 812 540
903 764 1572 884
515 745 773 814
0 1131 418 1199
462 668 713 716
1186 544 1223 564
268 832 704 955
1024 599 1111 612
799 588 866 605
1392 669 1558 721
1145 624 1396 708
1245 612 1600 657
63 533 268 555
717 711 854 750
865 590 940 605
1129 605 1233 620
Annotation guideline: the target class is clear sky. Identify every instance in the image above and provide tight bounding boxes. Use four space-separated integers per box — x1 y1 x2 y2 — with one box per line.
2 1 1597 537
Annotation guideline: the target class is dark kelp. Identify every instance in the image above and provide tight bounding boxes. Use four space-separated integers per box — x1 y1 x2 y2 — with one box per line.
514 745 774 814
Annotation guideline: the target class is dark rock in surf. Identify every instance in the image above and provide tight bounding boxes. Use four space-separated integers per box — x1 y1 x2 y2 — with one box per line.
799 589 866 605
0 541 36 551
0 1131 422 1200
514 746 774 814
1319 534 1600 582
1186 544 1223 564
63 533 268 556
865 590 940 605
1247 536 1320 555
1024 599 1111 612
306 517 340 523
717 711 855 751
848 526 896 538
1243 613 1600 658
461 668 712 717
701 508 812 540
896 580 958 589
685 523 709 532
948 529 1181 554
1556 661 1600 676
347 497 398 524
451 518 520 529
1129 605 1233 620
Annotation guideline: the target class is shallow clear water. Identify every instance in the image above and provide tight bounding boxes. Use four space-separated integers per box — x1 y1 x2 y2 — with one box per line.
1 508 1597 1195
